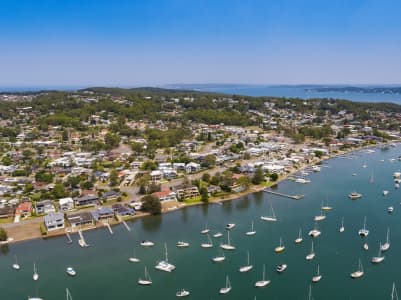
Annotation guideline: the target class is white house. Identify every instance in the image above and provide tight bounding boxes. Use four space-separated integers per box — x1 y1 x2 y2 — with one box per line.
59 197 74 211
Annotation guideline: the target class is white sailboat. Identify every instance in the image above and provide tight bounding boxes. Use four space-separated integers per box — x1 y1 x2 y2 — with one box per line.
155 243 176 272
295 228 303 244
213 232 223 238
201 223 210 234
201 234 213 248
220 231 235 250
245 221 256 236
321 199 333 211
239 251 253 272
306 240 315 261
364 242 369 251
358 216 369 237
391 282 399 300
33 262 39 281
219 276 232 294
371 243 385 264
350 259 364 279
339 217 345 233
312 264 322 283
381 228 391 252
255 264 270 287
138 266 152 285
308 222 321 238
129 248 140 262
274 237 285 253
12 255 20 270
212 250 226 263
260 202 277 222
314 209 326 221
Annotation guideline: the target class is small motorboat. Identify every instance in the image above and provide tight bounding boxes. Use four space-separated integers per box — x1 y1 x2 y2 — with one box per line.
225 223 236 230
348 192 362 200
176 241 189 248
276 264 287 273
388 206 394 213
213 232 223 238
140 240 154 247
66 267 76 276
383 190 389 196
176 289 190 297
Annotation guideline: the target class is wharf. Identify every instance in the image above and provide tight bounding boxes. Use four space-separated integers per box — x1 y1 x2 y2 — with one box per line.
264 189 304 200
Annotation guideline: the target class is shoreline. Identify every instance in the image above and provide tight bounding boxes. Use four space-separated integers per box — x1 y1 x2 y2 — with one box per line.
2 142 395 245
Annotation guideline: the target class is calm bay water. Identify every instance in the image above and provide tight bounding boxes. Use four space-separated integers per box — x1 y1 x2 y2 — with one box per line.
1 146 401 299
196 85 401 104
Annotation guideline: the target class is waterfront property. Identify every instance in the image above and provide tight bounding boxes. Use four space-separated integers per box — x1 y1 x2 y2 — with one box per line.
44 212 65 231
67 212 95 228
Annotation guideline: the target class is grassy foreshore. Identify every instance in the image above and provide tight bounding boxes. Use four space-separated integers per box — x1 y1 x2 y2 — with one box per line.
2 142 394 245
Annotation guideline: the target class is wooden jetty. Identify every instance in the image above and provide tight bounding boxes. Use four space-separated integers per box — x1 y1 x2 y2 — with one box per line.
264 189 304 200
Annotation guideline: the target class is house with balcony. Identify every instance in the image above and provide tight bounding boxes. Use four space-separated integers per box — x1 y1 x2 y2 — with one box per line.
44 212 65 232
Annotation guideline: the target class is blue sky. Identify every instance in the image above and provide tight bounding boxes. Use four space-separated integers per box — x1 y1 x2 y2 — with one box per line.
1 0 401 87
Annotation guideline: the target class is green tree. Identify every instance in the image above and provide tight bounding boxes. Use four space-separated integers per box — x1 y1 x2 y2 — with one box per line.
269 173 279 181
201 172 211 183
52 183 66 198
66 176 81 188
142 195 161 215
202 154 216 168
252 168 264 185
35 170 54 183
62 129 69 141
104 132 121 150
109 169 119 187
0 227 8 241
237 176 251 190
200 187 209 203
1 156 12 166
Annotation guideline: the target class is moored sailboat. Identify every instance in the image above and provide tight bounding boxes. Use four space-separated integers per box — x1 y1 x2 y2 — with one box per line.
201 234 213 248
306 240 315 261
220 231 235 250
254 264 270 288
155 243 176 272
381 228 391 252
350 259 364 279
219 276 232 294
371 243 385 264
312 264 322 283
274 237 285 253
294 228 303 244
261 202 277 222
245 221 256 236
138 266 152 285
239 251 253 272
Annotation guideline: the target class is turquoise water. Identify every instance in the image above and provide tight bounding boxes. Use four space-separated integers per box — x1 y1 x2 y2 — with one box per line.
1 147 401 299
196 85 401 104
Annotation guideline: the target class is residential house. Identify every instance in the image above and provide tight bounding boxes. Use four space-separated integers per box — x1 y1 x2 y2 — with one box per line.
67 212 95 228
152 190 178 202
91 207 115 221
185 162 201 173
112 204 135 217
59 197 74 211
175 186 200 200
73 194 99 207
0 205 15 219
44 212 65 232
207 185 221 196
35 200 56 215
150 170 163 182
15 202 32 217
101 190 121 202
